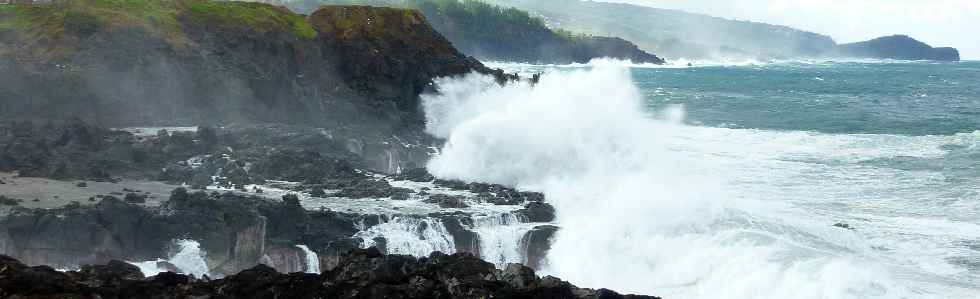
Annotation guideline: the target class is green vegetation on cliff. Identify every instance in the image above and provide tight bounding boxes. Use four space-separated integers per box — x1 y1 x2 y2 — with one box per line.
289 0 663 64
184 0 317 39
0 0 317 49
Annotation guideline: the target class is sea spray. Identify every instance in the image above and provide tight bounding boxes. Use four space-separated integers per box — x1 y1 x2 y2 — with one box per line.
421 64 913 298
130 239 209 278
296 245 321 274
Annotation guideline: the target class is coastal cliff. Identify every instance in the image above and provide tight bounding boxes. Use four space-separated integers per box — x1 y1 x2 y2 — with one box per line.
0 0 511 128
0 0 522 173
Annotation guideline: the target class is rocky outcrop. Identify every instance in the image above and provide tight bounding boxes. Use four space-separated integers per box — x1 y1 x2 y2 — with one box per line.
0 248 660 299
836 35 960 61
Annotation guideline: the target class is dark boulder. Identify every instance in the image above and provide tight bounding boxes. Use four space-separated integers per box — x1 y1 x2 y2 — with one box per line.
398 168 435 182
124 192 147 204
76 260 145 287
518 201 557 223
425 194 470 209
332 179 396 199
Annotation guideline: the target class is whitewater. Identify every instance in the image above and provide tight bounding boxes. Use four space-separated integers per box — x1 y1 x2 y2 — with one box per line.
422 59 980 298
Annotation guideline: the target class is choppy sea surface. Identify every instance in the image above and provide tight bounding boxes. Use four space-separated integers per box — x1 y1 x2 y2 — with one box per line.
423 59 980 298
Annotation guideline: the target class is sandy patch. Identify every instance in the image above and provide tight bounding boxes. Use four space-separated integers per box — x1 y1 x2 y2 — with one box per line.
0 172 181 209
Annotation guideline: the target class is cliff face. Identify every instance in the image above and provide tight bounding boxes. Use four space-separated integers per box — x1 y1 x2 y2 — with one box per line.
836 35 960 61
0 1 504 128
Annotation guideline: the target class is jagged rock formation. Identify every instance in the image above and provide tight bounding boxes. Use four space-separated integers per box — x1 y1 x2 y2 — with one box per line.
835 35 960 61
0 248 660 299
0 0 512 129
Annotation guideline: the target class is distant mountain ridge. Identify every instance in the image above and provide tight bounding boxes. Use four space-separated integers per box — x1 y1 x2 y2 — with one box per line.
484 0 836 59
484 0 959 61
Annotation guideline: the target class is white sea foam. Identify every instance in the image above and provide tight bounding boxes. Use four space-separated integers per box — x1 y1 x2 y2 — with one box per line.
130 239 210 278
355 216 457 257
470 212 537 268
421 64 979 298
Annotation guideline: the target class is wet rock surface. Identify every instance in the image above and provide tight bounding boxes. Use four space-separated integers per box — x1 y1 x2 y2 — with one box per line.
0 248 661 299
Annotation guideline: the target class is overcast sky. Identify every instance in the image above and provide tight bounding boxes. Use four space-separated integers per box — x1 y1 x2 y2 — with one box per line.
600 0 980 60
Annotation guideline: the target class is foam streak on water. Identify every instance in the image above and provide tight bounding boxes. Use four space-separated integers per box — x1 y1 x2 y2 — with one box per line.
421 64 979 298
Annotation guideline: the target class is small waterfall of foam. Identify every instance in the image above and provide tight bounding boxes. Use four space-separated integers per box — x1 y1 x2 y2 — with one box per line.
471 212 534 268
295 245 321 274
129 239 209 278
355 216 456 257
169 240 210 278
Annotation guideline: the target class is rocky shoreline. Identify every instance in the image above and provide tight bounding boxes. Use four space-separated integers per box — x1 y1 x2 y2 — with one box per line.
0 1 660 297
0 248 659 299
0 123 560 282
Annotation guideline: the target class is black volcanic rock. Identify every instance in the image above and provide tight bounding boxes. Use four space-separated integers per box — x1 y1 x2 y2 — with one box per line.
398 167 436 182
836 35 960 61
0 249 661 299
521 225 559 270
518 201 557 223
425 194 470 209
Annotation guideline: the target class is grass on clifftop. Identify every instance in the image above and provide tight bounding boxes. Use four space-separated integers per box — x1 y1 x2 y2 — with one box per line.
312 6 423 40
184 0 317 40
0 0 317 46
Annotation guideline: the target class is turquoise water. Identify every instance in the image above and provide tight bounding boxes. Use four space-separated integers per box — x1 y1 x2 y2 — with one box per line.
639 61 980 135
437 60 980 298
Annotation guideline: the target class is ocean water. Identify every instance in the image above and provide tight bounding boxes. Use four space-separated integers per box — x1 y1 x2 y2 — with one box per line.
424 59 980 298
